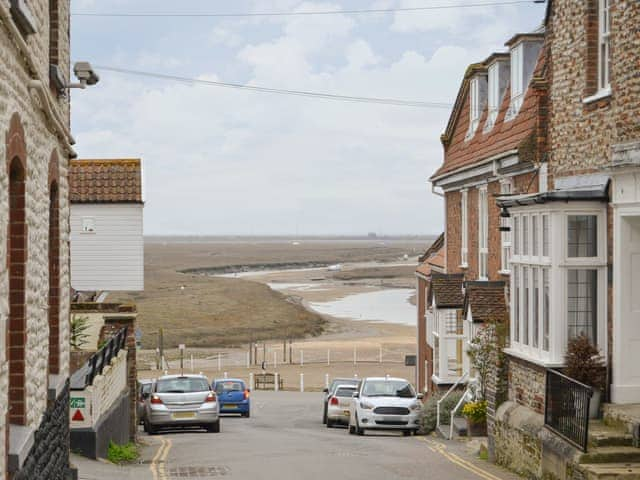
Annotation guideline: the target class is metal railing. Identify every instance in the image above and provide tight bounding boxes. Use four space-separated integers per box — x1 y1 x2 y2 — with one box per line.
436 371 468 435
71 327 128 390
544 369 592 452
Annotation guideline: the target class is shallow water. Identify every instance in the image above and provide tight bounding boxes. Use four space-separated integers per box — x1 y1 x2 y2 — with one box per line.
309 288 415 326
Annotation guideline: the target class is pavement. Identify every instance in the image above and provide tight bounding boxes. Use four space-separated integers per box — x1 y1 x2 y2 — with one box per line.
75 391 522 480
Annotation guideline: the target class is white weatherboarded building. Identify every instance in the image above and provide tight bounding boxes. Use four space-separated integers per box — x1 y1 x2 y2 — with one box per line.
69 159 144 291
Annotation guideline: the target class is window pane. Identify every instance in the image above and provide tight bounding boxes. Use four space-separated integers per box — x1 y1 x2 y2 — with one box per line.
567 269 598 343
513 266 520 343
543 268 549 351
434 336 440 376
514 216 520 255
532 215 539 256
533 268 539 348
523 267 529 345
543 215 549 257
523 216 529 256
568 215 598 257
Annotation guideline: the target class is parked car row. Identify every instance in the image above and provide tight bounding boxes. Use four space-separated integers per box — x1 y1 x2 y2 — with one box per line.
137 374 251 435
322 376 422 436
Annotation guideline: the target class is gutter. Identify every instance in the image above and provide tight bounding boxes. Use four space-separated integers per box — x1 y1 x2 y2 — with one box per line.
430 149 519 185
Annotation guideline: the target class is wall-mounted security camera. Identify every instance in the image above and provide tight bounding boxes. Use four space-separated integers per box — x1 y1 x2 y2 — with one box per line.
66 62 100 90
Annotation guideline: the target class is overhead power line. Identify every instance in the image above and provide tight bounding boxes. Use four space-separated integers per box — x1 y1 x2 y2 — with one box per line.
72 0 537 18
93 66 453 109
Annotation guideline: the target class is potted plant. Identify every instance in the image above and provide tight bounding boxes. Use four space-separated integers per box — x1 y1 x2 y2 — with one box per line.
564 335 606 419
462 400 487 436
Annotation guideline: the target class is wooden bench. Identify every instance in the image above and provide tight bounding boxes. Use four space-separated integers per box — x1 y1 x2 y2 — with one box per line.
254 372 284 390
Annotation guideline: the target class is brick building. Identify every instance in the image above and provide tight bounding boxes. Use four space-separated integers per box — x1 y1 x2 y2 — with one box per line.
422 26 548 395
0 1 76 478
489 0 640 477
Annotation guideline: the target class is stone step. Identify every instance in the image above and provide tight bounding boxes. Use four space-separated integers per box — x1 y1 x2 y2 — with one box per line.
578 463 640 480
435 417 467 439
590 421 634 447
580 447 640 464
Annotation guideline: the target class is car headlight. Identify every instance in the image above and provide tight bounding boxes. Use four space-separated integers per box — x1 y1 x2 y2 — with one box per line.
360 400 375 410
409 402 421 411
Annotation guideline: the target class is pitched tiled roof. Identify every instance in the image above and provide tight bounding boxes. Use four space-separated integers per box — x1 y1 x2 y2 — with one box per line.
70 159 143 203
463 281 507 323
428 273 464 308
416 233 445 277
431 46 547 180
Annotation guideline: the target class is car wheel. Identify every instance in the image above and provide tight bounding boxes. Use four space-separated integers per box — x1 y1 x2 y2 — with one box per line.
355 414 365 436
327 418 333 428
145 420 158 435
206 420 221 433
322 404 328 424
243 411 250 418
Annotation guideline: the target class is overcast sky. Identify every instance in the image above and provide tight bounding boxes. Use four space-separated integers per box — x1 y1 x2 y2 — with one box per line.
70 0 545 236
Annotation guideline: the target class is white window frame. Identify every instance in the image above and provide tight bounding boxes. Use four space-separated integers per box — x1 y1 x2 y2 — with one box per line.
500 179 513 274
598 0 610 91
466 78 481 140
432 305 468 384
484 63 500 132
506 44 524 120
506 203 607 367
460 189 469 268
478 185 489 280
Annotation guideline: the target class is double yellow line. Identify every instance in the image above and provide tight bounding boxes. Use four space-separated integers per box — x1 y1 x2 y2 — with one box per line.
150 437 172 480
419 437 504 480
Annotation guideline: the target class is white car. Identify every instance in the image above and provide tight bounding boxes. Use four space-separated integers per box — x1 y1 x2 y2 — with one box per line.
348 377 422 436
326 384 358 427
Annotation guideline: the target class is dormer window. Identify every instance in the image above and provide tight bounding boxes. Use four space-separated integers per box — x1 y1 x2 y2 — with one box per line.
507 44 524 119
505 35 543 121
483 59 508 133
465 75 486 141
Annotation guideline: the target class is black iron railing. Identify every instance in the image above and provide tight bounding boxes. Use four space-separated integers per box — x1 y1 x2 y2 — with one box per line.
544 368 592 452
70 327 128 390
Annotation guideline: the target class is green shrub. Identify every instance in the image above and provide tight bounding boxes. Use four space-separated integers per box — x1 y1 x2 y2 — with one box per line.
107 441 139 464
419 391 466 434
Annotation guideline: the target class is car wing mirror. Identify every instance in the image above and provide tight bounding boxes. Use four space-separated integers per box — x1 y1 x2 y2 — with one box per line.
352 392 359 398
141 392 150 400
417 393 424 400
322 388 329 393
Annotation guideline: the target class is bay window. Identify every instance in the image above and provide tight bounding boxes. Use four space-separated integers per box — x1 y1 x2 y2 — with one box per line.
507 204 606 366
432 308 468 382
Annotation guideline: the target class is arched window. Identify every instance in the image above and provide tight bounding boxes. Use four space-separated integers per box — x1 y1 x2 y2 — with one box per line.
8 157 27 425
48 175 60 375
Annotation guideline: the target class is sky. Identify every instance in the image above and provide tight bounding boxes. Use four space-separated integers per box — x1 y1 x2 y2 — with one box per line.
70 0 547 236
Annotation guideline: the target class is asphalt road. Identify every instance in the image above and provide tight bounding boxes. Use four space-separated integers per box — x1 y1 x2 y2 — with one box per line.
136 391 518 480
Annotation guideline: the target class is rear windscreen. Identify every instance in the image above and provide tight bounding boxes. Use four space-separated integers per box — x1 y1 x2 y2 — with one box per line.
215 381 245 393
335 387 356 397
156 378 210 393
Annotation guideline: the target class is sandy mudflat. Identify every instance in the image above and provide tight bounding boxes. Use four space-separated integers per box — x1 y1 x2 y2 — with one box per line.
117 237 429 387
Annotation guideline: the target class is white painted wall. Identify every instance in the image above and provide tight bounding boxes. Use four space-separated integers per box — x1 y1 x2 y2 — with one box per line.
70 204 144 291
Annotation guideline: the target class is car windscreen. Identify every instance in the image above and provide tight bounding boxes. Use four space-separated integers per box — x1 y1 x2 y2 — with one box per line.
156 378 210 393
362 380 415 398
215 381 245 393
141 383 153 394
335 387 356 397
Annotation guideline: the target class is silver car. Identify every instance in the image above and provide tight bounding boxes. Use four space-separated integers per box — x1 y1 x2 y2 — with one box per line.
326 384 357 427
322 378 359 424
144 374 220 434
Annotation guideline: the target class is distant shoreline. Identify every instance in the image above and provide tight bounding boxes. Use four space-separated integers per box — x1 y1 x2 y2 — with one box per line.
145 234 437 243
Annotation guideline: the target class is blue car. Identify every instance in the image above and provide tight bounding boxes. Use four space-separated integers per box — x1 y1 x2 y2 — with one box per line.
212 379 250 417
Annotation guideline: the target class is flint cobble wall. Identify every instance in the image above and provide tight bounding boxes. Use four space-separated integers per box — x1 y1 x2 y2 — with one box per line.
546 0 640 180
0 0 72 476
13 383 70 480
508 355 546 414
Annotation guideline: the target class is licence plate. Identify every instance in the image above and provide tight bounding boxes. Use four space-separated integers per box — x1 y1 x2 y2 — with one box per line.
223 404 238 409
172 412 195 419
343 410 350 416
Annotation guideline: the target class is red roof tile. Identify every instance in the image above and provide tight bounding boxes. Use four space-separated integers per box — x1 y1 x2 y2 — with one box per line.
463 281 507 323
70 159 143 203
432 48 547 179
